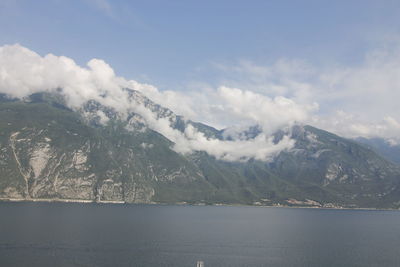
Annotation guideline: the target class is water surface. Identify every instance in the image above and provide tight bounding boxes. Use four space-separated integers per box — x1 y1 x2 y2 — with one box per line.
1 202 400 266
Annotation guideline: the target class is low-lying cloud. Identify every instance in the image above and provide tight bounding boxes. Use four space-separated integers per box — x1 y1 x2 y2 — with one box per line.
0 44 302 161
200 43 400 145
2 42 398 162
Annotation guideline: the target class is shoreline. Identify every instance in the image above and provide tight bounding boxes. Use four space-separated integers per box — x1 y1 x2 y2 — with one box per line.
0 197 399 211
0 197 124 204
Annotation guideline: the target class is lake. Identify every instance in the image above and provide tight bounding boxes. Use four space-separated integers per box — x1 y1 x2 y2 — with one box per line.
0 202 400 266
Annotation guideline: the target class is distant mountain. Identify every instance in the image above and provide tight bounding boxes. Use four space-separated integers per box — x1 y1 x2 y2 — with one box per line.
1 91 400 208
355 137 400 165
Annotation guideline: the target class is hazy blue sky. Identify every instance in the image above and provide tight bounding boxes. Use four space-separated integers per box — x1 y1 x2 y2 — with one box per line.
2 0 400 90
1 0 400 143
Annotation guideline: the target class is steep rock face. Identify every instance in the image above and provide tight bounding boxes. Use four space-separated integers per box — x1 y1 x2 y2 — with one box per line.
0 98 210 203
0 114 101 200
0 92 400 208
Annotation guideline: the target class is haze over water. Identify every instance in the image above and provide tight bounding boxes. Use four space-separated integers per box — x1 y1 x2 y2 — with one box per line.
0 202 400 267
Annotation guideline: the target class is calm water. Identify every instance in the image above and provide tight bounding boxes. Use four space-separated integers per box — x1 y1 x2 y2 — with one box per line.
0 202 400 266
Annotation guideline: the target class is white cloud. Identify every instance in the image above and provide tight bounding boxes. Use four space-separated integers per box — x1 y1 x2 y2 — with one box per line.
5 42 398 160
198 41 400 144
312 111 400 144
0 44 128 110
133 83 317 134
211 59 317 104
96 110 110 125
131 103 295 161
0 44 300 161
216 86 317 135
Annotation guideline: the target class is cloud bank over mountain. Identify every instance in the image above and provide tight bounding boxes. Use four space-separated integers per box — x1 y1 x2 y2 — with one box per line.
203 42 400 145
137 41 400 145
1 43 399 163
0 44 301 161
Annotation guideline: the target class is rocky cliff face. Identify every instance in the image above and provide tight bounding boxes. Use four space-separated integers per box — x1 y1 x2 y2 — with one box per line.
0 92 400 208
0 98 199 203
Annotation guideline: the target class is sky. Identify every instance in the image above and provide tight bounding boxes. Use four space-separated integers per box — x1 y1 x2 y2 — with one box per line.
1 0 400 160
2 0 400 89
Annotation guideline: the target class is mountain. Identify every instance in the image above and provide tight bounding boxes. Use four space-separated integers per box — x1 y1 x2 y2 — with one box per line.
355 137 400 165
0 91 400 208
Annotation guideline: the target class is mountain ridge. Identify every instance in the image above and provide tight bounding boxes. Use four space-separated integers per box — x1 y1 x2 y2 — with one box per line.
355 137 400 165
0 91 399 208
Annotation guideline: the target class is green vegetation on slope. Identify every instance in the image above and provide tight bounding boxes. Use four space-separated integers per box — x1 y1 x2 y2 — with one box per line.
0 94 399 208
